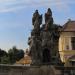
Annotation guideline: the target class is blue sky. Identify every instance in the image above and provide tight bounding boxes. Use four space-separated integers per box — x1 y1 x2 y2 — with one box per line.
0 0 75 51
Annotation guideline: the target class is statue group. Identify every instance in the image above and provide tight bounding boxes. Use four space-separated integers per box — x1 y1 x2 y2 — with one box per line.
28 8 61 65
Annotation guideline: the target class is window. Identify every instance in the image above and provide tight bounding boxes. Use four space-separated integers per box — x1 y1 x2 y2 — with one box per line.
71 37 75 50
64 37 70 50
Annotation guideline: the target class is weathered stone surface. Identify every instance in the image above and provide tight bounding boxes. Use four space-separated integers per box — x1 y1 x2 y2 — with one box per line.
45 8 53 31
28 9 43 64
32 10 42 36
0 65 61 75
28 8 61 65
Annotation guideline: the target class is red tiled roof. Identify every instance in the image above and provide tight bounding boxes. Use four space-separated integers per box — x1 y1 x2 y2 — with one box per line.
62 20 75 31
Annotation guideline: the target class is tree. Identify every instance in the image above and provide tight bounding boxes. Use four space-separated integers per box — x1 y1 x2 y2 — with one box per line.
16 49 24 61
0 49 7 57
8 46 24 64
0 47 24 64
0 49 8 64
0 56 9 64
8 46 18 64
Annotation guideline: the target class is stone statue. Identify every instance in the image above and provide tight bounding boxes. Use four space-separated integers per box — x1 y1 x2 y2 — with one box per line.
45 8 53 30
32 10 42 35
32 10 42 25
28 8 61 65
28 10 43 65
28 36 42 64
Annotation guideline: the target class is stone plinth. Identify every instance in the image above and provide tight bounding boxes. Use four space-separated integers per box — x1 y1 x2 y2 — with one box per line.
0 64 63 75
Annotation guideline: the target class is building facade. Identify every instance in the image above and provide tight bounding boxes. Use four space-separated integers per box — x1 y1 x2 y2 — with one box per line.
59 20 75 63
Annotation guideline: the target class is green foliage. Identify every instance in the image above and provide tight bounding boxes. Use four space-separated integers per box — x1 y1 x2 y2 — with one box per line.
0 46 24 64
0 56 10 64
0 49 8 64
16 49 24 61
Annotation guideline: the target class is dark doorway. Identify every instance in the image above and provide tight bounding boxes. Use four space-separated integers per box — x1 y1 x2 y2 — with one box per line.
42 48 50 63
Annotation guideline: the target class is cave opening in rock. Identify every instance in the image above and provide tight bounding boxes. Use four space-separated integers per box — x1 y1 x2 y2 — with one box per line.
42 48 50 63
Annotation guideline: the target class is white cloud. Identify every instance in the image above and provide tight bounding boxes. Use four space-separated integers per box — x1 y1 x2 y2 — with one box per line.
0 5 25 13
0 0 75 13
